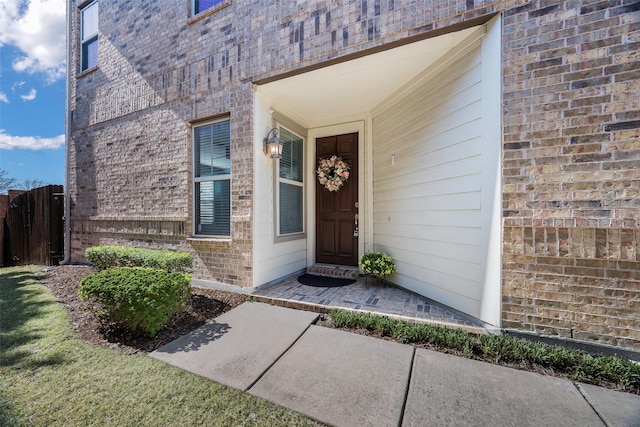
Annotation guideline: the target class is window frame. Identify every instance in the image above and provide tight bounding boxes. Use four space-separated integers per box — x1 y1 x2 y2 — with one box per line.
275 124 306 241
192 117 232 239
80 0 99 73
189 0 231 21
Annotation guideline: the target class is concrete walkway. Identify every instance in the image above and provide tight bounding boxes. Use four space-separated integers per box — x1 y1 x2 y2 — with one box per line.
151 302 640 427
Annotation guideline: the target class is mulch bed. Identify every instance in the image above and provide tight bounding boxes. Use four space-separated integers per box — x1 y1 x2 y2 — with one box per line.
35 265 247 354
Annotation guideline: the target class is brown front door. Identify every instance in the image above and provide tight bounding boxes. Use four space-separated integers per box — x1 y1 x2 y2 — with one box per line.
316 133 358 266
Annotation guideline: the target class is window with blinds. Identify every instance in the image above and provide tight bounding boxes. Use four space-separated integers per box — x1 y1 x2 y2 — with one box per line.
193 118 231 236
277 127 304 235
81 1 99 72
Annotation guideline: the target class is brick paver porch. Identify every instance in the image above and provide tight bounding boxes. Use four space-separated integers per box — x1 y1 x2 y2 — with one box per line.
253 268 485 334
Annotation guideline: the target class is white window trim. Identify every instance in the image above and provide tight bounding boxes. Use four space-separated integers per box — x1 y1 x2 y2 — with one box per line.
192 117 231 238
274 123 306 242
80 0 99 72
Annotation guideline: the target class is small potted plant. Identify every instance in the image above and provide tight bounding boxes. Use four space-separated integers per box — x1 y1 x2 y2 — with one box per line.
359 252 396 284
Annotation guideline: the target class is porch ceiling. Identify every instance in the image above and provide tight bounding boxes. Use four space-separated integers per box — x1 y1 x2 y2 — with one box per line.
256 26 478 127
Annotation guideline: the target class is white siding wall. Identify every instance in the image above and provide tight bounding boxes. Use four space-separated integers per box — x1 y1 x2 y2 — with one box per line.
253 92 307 287
371 23 501 323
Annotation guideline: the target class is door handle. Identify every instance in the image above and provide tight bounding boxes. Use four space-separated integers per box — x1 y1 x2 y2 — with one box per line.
353 213 359 237
353 201 359 237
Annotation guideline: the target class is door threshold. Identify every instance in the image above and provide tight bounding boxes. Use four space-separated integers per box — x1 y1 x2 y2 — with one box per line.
307 264 359 279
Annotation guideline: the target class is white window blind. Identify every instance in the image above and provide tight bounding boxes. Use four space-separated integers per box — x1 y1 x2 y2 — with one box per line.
193 119 231 236
277 127 304 235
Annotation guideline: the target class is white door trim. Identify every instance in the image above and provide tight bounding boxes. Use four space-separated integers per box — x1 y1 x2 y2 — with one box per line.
306 120 367 268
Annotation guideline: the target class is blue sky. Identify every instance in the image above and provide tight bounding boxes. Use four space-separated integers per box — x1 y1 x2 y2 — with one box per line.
0 0 66 188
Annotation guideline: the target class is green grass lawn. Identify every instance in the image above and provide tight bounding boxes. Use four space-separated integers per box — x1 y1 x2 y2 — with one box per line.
0 267 320 427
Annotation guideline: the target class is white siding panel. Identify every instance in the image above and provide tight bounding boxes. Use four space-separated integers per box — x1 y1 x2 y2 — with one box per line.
374 62 482 133
395 264 482 317
396 255 482 291
394 259 483 302
377 131 483 177
380 234 482 267
373 210 482 228
375 153 482 194
377 223 483 246
375 191 482 213
373 52 482 127
375 174 481 202
372 38 489 320
374 99 482 162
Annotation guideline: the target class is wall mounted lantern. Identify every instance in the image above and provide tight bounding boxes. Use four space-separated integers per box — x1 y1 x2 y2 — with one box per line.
263 128 282 159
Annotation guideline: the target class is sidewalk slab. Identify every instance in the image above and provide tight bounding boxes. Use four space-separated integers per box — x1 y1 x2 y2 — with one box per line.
150 302 318 391
577 383 640 427
249 325 414 427
403 348 604 427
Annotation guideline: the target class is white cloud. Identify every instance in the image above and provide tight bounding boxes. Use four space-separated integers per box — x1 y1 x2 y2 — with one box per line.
8 81 37 101
10 81 25 92
19 88 37 101
0 92 8 103
0 129 65 150
0 0 66 82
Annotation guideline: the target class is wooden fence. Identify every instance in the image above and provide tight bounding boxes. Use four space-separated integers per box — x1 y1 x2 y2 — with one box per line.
3 185 64 266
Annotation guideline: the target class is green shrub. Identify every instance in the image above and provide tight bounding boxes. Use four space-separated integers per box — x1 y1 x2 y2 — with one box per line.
330 308 640 393
86 245 192 272
79 267 191 336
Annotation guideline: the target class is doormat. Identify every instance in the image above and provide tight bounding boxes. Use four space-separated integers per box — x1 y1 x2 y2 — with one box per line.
297 274 356 288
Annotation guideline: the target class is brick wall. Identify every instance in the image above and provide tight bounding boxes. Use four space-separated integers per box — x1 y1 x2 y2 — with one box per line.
69 0 640 348
69 0 256 286
69 0 517 287
502 1 640 349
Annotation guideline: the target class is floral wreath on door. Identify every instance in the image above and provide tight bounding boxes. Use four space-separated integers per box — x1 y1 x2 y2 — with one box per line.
316 155 350 192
